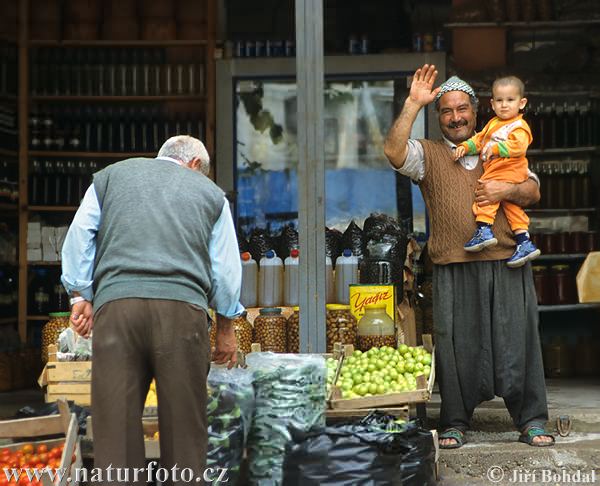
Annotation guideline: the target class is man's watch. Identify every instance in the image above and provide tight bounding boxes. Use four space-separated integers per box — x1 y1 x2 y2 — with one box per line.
69 296 86 306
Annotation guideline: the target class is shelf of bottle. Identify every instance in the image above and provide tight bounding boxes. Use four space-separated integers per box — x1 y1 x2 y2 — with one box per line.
29 151 156 158
27 315 48 321
536 253 588 262
28 261 61 266
476 91 594 98
0 148 19 157
0 202 18 211
28 205 79 212
0 317 18 325
30 95 206 102
538 303 600 312
28 40 209 47
528 146 598 155
525 207 597 214
445 19 600 29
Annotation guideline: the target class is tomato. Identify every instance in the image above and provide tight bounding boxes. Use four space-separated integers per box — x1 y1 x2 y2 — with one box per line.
48 448 60 460
0 477 9 486
37 453 48 465
34 445 47 455
20 445 34 456
71 453 76 464
34 463 45 471
29 455 39 465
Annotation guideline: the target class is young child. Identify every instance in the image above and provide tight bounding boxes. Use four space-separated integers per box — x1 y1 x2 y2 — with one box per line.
454 75 540 268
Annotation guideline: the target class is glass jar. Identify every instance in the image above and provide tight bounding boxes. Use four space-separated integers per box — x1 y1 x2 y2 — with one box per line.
253 307 287 353
325 304 357 353
532 266 550 305
357 303 396 351
209 313 254 355
550 265 576 305
41 311 70 363
570 232 586 253
287 307 300 353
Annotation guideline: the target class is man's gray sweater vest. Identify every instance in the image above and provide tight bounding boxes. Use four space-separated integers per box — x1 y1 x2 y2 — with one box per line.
92 157 225 311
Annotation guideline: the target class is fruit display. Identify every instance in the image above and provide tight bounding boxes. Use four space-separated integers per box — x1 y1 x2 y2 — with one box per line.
206 367 254 486
336 345 432 399
325 304 357 352
246 353 326 486
326 357 338 396
0 441 74 476
253 308 287 353
41 312 70 363
286 308 299 353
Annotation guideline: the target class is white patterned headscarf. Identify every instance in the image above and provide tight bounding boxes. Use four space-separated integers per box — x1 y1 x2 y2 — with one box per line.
434 76 478 108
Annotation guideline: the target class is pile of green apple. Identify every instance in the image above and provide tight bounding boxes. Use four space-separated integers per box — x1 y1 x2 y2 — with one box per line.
336 345 432 399
326 357 339 393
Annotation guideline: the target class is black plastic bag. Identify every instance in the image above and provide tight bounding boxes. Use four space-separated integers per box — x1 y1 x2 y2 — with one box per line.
248 228 274 263
362 214 407 262
276 225 299 260
13 402 91 438
283 412 435 486
237 230 250 253
341 220 363 260
325 227 343 264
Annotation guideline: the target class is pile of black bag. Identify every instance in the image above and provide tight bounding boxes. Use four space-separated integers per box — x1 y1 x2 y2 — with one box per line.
282 411 436 486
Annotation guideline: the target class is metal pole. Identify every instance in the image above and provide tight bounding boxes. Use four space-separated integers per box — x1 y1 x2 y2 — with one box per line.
295 0 326 352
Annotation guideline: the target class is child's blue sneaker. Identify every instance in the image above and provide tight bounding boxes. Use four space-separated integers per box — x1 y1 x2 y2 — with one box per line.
507 239 541 268
464 225 498 252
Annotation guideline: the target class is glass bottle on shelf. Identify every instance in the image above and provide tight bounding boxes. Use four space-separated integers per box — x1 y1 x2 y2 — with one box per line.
568 160 580 209
537 102 546 150
555 161 567 209
580 160 590 208
561 102 571 148
549 102 558 149
29 159 41 205
527 102 540 150
65 160 76 206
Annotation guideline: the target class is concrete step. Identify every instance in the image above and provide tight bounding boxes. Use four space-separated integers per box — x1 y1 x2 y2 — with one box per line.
437 432 600 486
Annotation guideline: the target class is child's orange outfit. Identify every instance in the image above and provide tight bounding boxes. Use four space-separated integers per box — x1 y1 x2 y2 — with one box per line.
458 114 532 232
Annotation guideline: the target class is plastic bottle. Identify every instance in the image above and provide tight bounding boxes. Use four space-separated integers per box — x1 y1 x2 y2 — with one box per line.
240 251 258 308
325 256 335 304
258 250 283 307
284 248 299 307
335 249 359 304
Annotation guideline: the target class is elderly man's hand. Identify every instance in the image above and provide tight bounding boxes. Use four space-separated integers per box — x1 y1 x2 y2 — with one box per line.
475 179 514 206
70 300 93 338
408 64 441 107
213 316 238 369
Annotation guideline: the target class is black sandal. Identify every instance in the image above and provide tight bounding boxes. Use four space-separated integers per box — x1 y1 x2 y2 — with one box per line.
439 427 466 449
518 425 555 447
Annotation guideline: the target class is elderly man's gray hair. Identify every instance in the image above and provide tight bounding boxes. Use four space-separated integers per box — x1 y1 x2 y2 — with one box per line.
158 135 210 175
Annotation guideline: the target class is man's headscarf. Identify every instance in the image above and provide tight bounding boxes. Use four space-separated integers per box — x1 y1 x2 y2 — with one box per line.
434 75 478 107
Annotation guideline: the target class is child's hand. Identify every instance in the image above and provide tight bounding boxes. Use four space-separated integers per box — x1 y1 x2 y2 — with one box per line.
481 144 494 162
454 146 466 160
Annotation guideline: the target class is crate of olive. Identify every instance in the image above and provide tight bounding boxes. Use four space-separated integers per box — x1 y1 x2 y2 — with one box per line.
330 335 435 410
326 304 357 352
41 312 71 363
209 313 254 355
253 307 287 353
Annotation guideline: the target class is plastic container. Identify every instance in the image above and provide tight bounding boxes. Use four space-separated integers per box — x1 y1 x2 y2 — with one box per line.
240 252 258 308
357 303 396 351
335 249 359 304
41 312 71 363
284 249 300 307
325 304 357 352
253 307 287 353
258 250 283 307
325 256 335 304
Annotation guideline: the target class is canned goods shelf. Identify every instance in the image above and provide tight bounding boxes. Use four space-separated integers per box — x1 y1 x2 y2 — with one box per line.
538 303 600 312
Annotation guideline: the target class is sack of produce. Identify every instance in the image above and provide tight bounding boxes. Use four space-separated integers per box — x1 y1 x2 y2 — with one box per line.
206 367 255 486
325 227 343 264
248 228 275 264
282 411 436 486
246 353 327 486
275 224 299 261
341 220 364 261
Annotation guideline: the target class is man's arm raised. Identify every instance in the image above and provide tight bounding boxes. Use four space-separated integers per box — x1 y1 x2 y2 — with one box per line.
384 64 441 169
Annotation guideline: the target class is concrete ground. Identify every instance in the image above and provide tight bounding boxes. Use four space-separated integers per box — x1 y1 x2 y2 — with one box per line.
1 380 599 485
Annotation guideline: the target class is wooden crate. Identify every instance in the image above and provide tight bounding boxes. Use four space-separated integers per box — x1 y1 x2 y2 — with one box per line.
85 416 160 459
0 399 82 486
329 335 436 410
39 344 92 406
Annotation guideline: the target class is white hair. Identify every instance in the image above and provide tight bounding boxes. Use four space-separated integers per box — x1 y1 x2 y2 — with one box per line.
158 135 210 175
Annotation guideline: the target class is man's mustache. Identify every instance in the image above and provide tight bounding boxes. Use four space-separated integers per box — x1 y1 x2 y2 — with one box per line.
448 120 468 129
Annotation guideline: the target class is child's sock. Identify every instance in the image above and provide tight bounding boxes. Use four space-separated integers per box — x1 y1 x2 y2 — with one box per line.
477 222 491 229
515 232 529 245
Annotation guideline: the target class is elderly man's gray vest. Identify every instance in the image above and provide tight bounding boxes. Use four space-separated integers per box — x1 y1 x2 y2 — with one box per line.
92 157 225 311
